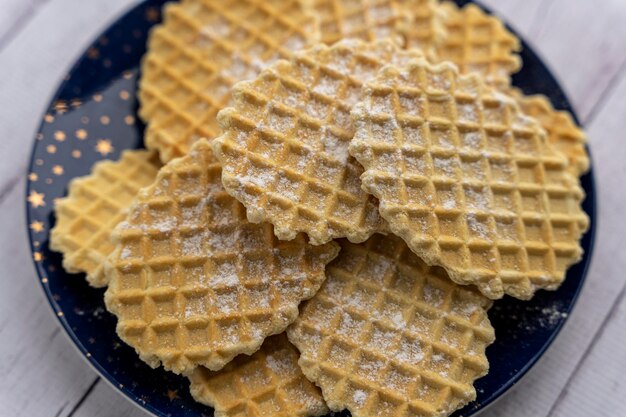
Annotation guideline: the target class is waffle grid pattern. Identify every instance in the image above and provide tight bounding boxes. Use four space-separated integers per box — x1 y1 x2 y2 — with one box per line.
139 0 319 162
432 2 521 88
50 150 161 287
288 235 494 417
214 40 422 245
350 60 589 300
513 89 589 176
189 334 329 417
104 140 339 374
303 0 404 45
397 0 447 59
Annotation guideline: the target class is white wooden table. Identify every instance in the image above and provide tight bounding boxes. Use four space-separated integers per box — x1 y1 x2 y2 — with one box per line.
1 0 625 416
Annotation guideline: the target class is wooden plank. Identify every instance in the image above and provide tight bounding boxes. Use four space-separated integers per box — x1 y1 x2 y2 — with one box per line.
0 180 97 417
0 0 49 51
0 0 141 199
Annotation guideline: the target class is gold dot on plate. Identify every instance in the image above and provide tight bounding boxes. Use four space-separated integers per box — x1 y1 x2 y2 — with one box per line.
57 311 64 317
44 114 54 123
86 352 92 358
35 159 44 166
28 173 38 181
27 191 46 208
45 178 53 184
119 90 130 100
54 131 66 141
46 145 57 154
71 99 82 108
41 277 48 284
34 241 40 247
36 133 44 140
52 165 64 176
76 129 88 140
95 139 114 156
100 115 110 125
93 94 103 102
124 115 135 125
33 252 43 262
123 71 133 80
87 47 100 59
99 36 109 46
30 221 44 233
146 7 159 22
81 116 90 124
72 150 82 158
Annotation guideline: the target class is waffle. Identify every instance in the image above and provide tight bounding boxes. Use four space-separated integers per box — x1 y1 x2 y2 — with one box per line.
139 0 320 163
287 235 495 417
104 140 339 374
300 0 405 46
396 0 447 59
50 150 161 288
189 333 329 417
429 2 521 89
511 88 589 176
213 40 422 245
349 59 589 300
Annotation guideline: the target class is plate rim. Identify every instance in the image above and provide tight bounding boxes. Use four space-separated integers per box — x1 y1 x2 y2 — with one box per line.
24 0 598 415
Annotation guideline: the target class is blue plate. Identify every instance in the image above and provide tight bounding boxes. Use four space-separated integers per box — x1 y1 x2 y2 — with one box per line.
25 1 596 416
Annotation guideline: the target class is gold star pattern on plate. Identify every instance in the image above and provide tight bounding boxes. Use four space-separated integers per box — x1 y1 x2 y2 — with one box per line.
100 115 110 125
30 221 44 233
119 90 130 100
93 94 103 102
52 165 64 176
27 191 46 208
76 129 88 140
146 7 159 22
95 139 113 156
54 131 66 142
46 145 57 154
28 173 38 181
72 150 82 158
124 115 135 125
166 390 179 401
87 47 100 59
44 114 54 123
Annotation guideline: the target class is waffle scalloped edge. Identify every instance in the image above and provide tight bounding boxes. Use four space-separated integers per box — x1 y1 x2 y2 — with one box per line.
287 235 495 417
104 139 339 374
188 333 329 417
50 150 161 287
349 58 589 300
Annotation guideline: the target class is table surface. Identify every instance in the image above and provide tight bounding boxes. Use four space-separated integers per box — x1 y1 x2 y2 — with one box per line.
1 0 625 416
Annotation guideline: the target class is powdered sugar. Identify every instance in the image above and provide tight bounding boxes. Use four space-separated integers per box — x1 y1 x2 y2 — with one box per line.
353 390 367 407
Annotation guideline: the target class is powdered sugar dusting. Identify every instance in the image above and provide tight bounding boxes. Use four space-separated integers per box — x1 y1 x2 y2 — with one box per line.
353 390 367 407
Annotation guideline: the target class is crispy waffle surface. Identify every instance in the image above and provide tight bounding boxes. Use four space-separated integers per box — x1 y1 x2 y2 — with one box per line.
189 333 329 417
104 139 339 375
213 40 423 245
288 235 495 417
349 59 589 300
139 0 320 163
50 150 161 287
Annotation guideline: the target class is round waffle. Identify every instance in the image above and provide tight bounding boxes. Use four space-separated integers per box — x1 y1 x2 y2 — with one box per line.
189 333 329 417
349 59 589 300
139 0 320 163
50 150 161 287
287 235 495 417
104 139 339 374
213 40 422 245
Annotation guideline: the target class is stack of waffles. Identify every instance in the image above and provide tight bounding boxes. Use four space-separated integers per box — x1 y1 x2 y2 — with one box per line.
50 1 589 416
